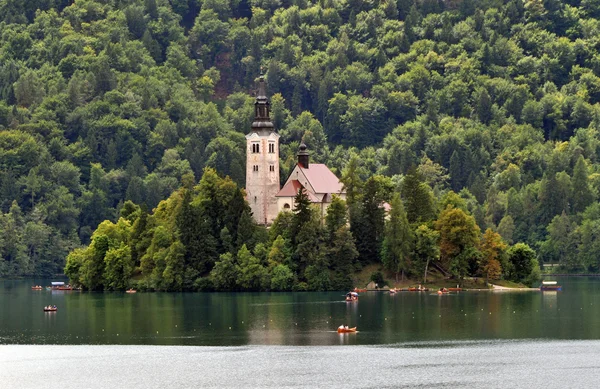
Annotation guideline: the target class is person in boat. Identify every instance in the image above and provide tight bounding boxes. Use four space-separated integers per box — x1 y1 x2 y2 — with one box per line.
339 325 345 331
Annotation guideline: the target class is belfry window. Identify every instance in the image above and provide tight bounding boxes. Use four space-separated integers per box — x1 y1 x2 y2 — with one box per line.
269 165 275 172
253 165 259 172
252 143 260 153
269 143 275 153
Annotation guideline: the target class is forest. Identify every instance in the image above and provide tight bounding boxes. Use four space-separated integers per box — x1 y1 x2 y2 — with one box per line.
1 0 600 284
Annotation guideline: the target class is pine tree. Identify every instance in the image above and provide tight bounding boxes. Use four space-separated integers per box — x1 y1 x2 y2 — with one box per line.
291 188 312 244
325 195 347 240
401 168 435 223
382 194 414 283
572 156 595 214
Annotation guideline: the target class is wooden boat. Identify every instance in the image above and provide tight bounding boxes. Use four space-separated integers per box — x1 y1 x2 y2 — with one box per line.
337 326 357 333
126 289 137 294
353 288 367 293
540 281 562 291
43 307 57 312
389 288 397 294
50 281 72 290
31 286 43 290
448 287 462 292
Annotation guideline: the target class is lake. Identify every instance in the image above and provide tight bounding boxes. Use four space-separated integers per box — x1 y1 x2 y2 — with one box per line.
3 277 600 388
2 277 600 346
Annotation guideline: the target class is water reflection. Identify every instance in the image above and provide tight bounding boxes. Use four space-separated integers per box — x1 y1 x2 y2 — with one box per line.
3 278 600 345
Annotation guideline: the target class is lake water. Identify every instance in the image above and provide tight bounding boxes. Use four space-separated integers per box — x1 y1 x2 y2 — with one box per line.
2 278 600 387
2 277 600 346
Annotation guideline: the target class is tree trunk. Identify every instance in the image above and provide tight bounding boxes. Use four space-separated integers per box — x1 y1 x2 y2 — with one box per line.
424 258 429 283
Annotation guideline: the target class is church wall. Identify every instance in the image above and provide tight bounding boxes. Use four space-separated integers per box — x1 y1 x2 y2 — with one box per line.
246 132 280 225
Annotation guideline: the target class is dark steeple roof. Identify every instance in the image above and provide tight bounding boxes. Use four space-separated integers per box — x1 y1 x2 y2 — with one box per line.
252 71 274 132
297 143 309 168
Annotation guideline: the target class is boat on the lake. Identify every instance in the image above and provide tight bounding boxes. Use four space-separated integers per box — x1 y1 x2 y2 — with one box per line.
43 306 57 312
540 281 562 291
437 288 449 295
126 289 137 294
31 285 43 290
345 292 358 301
50 281 73 291
353 288 367 293
337 325 357 333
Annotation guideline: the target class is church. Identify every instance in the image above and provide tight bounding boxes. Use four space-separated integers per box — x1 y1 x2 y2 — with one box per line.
245 75 346 225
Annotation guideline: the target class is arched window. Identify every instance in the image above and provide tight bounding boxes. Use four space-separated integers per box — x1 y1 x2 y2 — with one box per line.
283 203 291 210
269 143 275 153
252 143 260 153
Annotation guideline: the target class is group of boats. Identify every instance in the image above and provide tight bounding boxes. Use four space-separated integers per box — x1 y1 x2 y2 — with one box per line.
31 282 76 291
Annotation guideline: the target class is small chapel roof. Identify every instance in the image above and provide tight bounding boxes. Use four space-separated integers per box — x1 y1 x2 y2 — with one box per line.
298 164 345 195
276 180 321 202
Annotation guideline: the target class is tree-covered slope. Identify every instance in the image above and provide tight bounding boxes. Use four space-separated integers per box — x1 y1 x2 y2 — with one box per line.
1 0 600 277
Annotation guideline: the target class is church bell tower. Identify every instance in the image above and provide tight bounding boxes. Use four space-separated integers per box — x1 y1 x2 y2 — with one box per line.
245 73 280 225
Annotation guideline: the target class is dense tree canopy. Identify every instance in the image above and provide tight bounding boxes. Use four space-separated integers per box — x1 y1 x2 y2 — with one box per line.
1 0 599 278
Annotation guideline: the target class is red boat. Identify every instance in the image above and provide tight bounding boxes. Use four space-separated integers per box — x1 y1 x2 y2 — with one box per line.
337 326 357 333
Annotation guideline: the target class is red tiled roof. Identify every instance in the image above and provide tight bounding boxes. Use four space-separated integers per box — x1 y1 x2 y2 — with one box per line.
276 180 321 202
276 180 302 197
299 164 345 194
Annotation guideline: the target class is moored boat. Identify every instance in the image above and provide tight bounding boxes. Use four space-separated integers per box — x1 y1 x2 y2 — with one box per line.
540 281 562 291
31 285 43 290
337 325 357 333
50 281 73 291
126 289 137 294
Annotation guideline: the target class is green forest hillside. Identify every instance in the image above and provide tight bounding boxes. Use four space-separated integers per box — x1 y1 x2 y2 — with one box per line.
1 0 600 284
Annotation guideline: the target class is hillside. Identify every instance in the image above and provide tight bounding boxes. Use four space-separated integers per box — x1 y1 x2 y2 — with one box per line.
1 0 600 280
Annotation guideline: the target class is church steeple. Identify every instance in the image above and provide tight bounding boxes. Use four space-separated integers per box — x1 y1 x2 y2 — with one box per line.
246 70 280 226
252 71 274 132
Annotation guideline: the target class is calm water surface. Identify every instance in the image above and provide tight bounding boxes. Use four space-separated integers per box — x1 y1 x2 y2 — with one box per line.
2 340 600 388
2 277 600 346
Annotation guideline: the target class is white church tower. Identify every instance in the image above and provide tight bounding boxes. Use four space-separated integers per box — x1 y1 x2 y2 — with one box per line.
245 73 280 225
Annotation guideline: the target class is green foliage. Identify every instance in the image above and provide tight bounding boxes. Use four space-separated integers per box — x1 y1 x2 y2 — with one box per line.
382 193 414 281
0 0 596 280
507 243 539 285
